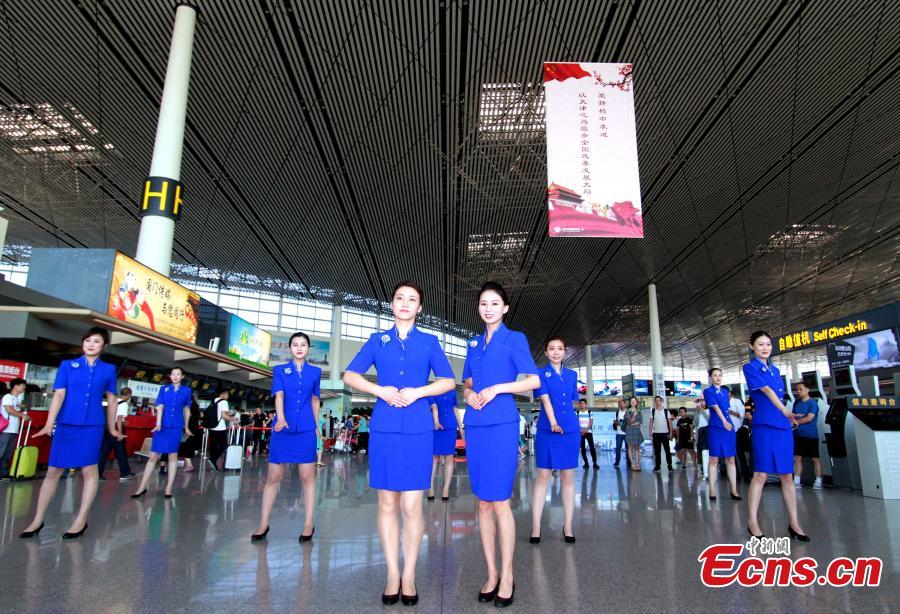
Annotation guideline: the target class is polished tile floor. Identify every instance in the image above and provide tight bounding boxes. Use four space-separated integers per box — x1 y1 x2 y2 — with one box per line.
0 451 896 613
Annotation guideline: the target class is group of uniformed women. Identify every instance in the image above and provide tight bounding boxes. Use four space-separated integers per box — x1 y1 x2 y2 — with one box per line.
17 290 811 608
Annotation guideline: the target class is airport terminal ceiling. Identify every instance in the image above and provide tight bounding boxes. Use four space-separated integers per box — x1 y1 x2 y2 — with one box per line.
0 0 897 371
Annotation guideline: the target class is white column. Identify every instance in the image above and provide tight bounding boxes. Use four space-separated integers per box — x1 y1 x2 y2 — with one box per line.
135 2 198 276
330 305 343 381
585 344 595 407
0 216 7 258
649 284 665 408
789 354 801 382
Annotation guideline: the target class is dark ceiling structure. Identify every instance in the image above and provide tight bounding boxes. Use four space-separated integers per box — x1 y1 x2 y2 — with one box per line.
0 0 898 370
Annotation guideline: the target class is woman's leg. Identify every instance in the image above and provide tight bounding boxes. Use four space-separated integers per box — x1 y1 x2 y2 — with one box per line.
134 452 160 494
428 456 439 498
23 466 65 531
164 453 178 495
68 464 99 533
377 490 402 594
477 499 499 592
747 472 768 535
707 457 720 497
530 468 552 537
779 473 805 534
725 457 738 495
399 490 425 595
442 454 454 497
560 469 575 537
298 463 316 535
493 500 516 599
255 463 286 534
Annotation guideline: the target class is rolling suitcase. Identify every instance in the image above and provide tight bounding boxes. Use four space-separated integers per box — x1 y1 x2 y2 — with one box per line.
224 426 244 471
11 421 38 479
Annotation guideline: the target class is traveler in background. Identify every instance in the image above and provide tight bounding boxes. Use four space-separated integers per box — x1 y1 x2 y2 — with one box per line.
675 407 697 469
578 399 599 469
726 389 746 479
737 407 753 481
792 382 823 490
531 337 580 544
0 378 30 480
357 413 370 453
343 281 456 606
252 332 323 542
20 327 121 540
131 367 193 499
428 391 462 500
461 281 540 607
612 398 628 467
743 331 808 541
695 397 710 479
98 386 135 481
649 395 674 473
326 410 334 438
518 412 528 458
207 390 233 470
702 368 741 501
250 407 266 454
180 398 202 472
624 396 643 471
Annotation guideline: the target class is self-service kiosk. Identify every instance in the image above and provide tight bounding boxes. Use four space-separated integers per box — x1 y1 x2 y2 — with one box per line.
850 397 900 499
858 374 880 397
801 370 832 482
824 366 862 490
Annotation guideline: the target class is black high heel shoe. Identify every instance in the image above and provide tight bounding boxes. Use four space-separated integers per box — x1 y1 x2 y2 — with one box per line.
62 524 88 540
427 494 435 501
164 493 173 499
709 495 717 501
441 495 450 501
478 579 499 602
130 489 147 499
19 522 44 539
747 526 765 539
563 529 576 544
299 527 315 542
788 525 810 542
382 580 401 605
494 582 515 608
730 492 742 501
251 526 269 542
529 533 541 544
400 583 418 606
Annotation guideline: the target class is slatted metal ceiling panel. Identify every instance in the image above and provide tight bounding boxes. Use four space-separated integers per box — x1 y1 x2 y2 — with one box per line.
0 0 897 370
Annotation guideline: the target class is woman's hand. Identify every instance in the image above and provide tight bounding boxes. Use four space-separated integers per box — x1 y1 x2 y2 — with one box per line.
550 422 563 434
377 386 409 407
274 420 288 432
478 385 499 406
34 423 54 438
434 420 444 430
464 389 484 410
723 420 734 432
184 428 192 439
151 424 161 433
398 387 420 406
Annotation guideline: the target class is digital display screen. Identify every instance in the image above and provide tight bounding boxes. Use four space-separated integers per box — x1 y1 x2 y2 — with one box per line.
226 314 271 369
634 379 651 396
845 329 900 371
593 379 621 396
672 380 702 397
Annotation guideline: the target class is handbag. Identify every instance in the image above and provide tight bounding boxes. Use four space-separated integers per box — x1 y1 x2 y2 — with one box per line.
0 414 8 433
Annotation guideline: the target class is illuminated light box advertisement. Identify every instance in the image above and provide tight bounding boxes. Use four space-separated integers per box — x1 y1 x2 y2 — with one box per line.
227 314 271 368
269 333 330 366
593 379 622 396
673 381 702 397
107 253 199 343
844 329 900 371
544 62 643 238
634 379 651 396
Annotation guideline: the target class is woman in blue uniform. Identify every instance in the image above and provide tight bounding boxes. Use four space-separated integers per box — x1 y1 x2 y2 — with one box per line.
428 390 461 501
743 331 808 541
252 332 322 542
343 282 455 606
530 336 579 544
20 327 121 539
463 281 540 608
131 367 193 499
701 368 741 501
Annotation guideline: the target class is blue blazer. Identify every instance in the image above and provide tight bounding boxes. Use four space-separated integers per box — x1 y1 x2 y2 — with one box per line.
536 365 580 432
429 390 459 431
462 324 539 427
155 384 193 429
742 359 789 430
53 356 117 426
702 386 731 431
346 326 455 434
271 361 322 433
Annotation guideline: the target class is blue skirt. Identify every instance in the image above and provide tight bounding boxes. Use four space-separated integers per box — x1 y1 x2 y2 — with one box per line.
369 430 432 491
466 421 519 502
535 430 580 470
707 426 736 458
434 427 457 456
269 429 316 464
151 427 182 454
752 425 794 474
49 423 104 469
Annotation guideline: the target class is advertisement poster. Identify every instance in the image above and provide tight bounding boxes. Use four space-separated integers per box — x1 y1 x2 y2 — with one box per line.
672 381 702 397
0 360 27 383
544 62 643 238
107 252 199 343
826 341 855 370
593 379 622 396
127 379 162 401
227 314 271 368
269 333 330 367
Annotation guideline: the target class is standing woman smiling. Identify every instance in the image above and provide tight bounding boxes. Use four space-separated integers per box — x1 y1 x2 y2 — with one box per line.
251 332 322 542
131 367 193 499
20 327 121 539
343 282 455 606
463 281 540 608
530 336 579 545
743 331 808 541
